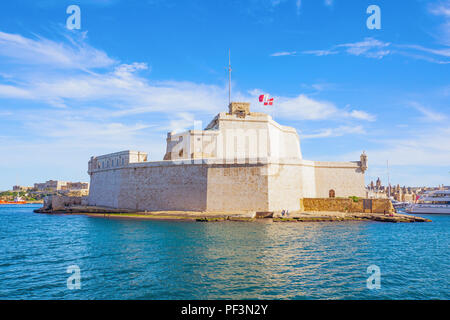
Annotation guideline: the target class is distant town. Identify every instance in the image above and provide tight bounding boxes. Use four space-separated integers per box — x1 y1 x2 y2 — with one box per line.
0 180 89 203
366 177 449 202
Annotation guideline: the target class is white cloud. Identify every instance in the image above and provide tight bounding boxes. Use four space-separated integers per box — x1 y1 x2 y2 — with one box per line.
0 84 33 99
301 37 450 63
397 44 450 58
0 31 375 125
301 125 365 139
337 38 391 59
338 127 450 167
296 0 301 15
349 110 376 122
409 102 447 122
428 1 450 45
251 93 376 122
276 94 338 120
428 0 450 17
167 112 196 134
0 31 115 70
368 129 450 167
301 49 338 56
270 51 297 56
301 37 392 59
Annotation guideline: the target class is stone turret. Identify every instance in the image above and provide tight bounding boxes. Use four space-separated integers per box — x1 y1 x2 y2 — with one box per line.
360 151 368 173
228 102 250 118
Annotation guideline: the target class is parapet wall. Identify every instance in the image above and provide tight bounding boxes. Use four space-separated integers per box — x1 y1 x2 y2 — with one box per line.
88 160 272 212
313 161 365 198
303 198 395 213
43 195 88 211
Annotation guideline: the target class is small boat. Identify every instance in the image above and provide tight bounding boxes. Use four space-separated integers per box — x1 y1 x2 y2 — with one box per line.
0 196 27 205
405 190 450 214
391 199 410 210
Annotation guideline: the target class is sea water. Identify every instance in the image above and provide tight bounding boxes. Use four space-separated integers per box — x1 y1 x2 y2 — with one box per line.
0 205 448 299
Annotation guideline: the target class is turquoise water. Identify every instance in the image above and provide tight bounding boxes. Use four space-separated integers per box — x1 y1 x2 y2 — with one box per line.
0 205 448 300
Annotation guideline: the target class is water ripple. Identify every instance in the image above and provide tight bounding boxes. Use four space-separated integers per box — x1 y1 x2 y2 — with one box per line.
0 206 448 299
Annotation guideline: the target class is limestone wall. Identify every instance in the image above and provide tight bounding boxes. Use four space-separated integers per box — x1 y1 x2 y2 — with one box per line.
88 157 366 212
206 164 269 212
164 111 302 162
89 163 208 211
300 161 317 198
120 164 208 211
303 198 394 213
44 195 88 211
372 199 395 213
313 161 365 198
89 161 271 212
268 163 302 212
89 150 148 172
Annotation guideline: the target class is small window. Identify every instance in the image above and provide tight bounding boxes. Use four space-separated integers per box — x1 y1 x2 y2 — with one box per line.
329 189 335 198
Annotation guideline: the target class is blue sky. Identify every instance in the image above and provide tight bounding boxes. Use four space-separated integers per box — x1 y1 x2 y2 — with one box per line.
0 0 449 190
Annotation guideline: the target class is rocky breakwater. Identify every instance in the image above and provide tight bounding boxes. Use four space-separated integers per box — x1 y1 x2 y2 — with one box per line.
34 193 89 214
273 211 431 223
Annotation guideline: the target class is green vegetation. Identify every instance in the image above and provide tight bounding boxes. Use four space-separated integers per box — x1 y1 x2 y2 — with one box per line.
349 196 360 202
0 190 43 201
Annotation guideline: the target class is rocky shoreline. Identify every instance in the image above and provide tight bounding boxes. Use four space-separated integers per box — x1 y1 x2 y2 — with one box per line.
34 206 431 223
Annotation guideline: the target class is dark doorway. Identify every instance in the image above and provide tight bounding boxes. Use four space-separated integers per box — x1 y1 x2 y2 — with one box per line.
329 189 335 198
363 199 373 212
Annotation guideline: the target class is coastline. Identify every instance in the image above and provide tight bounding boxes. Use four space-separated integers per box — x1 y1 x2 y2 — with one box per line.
33 206 431 223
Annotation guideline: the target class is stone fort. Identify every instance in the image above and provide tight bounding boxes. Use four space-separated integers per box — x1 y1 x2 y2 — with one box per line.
88 102 368 213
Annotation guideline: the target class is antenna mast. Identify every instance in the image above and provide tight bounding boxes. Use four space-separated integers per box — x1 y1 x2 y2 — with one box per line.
228 49 232 104
387 160 390 198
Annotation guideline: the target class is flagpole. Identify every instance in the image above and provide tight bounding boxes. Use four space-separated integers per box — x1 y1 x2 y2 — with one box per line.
228 49 231 105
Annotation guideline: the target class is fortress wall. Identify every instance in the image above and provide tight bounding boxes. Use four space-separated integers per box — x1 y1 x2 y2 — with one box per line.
313 162 365 198
88 169 122 208
88 159 366 212
267 163 303 212
206 164 269 212
117 164 208 211
89 161 270 212
267 122 302 160
300 161 317 198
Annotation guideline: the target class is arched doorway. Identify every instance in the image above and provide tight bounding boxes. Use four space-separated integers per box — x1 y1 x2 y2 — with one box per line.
329 189 335 198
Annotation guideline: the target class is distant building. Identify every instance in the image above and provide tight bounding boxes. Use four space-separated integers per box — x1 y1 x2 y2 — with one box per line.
33 180 89 192
34 180 68 192
365 178 441 202
61 182 89 191
12 185 33 192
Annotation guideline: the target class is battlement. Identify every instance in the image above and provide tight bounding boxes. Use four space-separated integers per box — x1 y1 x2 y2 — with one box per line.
88 150 148 174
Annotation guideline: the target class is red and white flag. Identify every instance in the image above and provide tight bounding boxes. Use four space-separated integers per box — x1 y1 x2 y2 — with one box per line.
259 94 274 106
